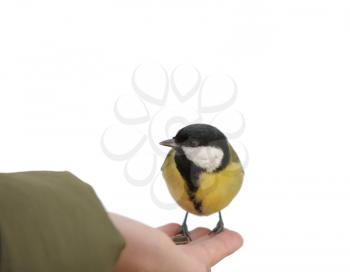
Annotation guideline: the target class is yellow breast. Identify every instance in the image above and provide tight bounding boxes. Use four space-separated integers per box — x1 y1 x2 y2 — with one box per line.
161 149 244 216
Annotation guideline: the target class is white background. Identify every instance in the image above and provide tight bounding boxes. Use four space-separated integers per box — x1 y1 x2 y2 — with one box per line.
1 0 350 271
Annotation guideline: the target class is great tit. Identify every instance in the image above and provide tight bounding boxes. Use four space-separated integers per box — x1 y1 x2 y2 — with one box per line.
160 123 244 244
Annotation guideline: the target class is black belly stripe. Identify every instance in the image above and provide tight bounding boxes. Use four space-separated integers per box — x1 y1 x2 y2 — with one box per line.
174 152 203 214
188 192 202 213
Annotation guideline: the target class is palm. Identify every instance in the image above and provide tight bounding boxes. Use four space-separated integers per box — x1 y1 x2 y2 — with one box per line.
158 223 243 271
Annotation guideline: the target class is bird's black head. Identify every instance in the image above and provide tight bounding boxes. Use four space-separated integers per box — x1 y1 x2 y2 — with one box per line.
173 123 227 148
160 123 230 172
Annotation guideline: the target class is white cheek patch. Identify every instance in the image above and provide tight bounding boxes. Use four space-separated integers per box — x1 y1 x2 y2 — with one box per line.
182 146 224 172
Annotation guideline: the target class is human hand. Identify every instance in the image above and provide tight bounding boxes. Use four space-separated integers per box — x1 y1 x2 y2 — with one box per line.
108 213 243 272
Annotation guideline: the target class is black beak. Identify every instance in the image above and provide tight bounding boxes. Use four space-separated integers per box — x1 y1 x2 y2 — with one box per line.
159 139 178 148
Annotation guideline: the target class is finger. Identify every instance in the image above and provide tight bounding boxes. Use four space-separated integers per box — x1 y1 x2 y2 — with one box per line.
187 230 243 267
189 228 226 245
189 227 211 241
157 223 181 236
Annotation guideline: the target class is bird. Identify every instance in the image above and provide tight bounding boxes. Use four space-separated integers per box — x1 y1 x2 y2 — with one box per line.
159 123 244 244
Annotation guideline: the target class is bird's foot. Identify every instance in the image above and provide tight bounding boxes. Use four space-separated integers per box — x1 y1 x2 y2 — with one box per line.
210 221 224 235
172 223 192 245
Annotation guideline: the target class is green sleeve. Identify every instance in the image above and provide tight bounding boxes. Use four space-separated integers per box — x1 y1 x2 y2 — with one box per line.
0 171 125 272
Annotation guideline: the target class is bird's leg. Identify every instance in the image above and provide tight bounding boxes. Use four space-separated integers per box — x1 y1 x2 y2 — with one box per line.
211 211 224 234
172 212 192 245
180 212 191 239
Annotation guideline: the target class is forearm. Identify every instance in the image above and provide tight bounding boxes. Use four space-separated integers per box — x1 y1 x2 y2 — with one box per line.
0 171 125 272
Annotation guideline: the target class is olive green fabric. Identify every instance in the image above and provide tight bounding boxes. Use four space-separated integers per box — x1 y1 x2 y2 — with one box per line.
0 171 125 272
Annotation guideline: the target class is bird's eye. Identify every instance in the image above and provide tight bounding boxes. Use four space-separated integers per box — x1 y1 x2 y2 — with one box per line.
189 140 199 147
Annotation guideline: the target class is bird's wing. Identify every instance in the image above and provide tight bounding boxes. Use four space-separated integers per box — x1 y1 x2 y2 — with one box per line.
161 149 175 171
228 143 245 174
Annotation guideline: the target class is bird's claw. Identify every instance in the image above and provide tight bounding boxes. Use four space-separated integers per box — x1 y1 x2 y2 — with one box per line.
172 223 192 245
172 235 190 245
210 221 224 234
